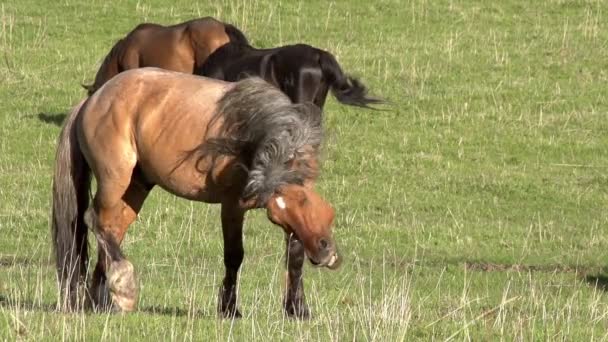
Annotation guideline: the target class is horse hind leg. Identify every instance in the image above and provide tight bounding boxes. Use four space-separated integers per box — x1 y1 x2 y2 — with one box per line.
85 210 111 311
293 67 324 108
87 175 151 312
87 208 137 312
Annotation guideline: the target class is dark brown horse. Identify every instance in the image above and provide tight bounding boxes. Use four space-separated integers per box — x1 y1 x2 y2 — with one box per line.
198 42 382 109
83 17 248 95
53 68 340 318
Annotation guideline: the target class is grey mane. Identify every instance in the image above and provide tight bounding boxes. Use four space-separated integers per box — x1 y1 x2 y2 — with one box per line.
199 77 323 206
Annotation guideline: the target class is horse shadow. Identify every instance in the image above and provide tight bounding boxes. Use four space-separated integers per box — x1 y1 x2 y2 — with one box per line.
0 257 211 317
0 293 212 318
36 112 66 126
584 273 608 291
139 305 213 318
0 293 57 312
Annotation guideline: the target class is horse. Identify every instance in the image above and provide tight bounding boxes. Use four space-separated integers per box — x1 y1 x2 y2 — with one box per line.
83 17 248 96
53 68 341 319
198 42 382 110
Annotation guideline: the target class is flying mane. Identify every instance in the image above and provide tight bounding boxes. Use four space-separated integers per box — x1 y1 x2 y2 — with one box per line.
194 77 323 206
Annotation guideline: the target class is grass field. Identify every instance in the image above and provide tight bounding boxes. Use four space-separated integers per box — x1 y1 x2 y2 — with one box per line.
1 0 608 340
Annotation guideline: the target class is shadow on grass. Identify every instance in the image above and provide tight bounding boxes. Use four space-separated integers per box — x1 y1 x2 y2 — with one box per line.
584 274 608 291
0 255 48 267
0 293 212 317
0 293 57 312
139 305 213 318
37 112 66 126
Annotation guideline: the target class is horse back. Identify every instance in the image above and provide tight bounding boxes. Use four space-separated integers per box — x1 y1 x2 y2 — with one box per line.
128 23 193 72
199 43 279 81
200 43 328 105
84 68 230 132
270 44 322 75
86 23 164 95
79 68 234 200
131 18 230 73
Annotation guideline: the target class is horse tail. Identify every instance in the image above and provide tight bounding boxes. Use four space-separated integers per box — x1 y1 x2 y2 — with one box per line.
52 98 91 310
318 50 382 109
83 38 126 95
224 23 249 46
80 83 94 94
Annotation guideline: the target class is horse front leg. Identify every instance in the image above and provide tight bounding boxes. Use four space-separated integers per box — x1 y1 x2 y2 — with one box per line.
218 202 245 318
284 234 309 319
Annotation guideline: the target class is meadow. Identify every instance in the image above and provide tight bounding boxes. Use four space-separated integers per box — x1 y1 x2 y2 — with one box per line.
1 0 608 340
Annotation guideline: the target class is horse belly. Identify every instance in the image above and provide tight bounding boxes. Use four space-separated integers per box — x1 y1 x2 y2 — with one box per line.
139 158 222 203
159 181 221 203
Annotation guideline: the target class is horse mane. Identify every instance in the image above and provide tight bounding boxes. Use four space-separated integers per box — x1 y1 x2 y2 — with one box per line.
195 78 323 206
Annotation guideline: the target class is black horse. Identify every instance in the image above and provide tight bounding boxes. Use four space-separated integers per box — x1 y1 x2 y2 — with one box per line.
197 42 381 109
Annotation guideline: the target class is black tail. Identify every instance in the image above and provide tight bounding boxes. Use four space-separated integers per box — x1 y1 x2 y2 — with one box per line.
318 50 383 109
81 83 94 94
224 23 249 46
52 98 91 311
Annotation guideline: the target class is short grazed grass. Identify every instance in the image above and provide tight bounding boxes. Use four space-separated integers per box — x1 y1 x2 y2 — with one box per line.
1 0 608 340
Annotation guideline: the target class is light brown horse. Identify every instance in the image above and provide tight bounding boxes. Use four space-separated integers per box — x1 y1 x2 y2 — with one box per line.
83 17 248 95
53 68 340 318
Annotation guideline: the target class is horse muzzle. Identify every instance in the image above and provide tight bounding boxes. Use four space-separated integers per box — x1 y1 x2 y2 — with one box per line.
307 238 341 270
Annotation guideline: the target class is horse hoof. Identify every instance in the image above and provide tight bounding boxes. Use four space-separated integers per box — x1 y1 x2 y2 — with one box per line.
87 281 112 312
285 302 310 320
107 260 139 312
220 308 242 319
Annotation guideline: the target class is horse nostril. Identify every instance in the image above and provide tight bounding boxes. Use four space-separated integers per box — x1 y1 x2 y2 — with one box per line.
319 238 329 250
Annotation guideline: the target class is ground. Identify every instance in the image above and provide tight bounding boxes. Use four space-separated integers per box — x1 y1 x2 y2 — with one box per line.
1 0 608 340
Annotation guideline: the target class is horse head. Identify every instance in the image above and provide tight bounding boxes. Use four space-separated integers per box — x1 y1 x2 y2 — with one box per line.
265 184 341 269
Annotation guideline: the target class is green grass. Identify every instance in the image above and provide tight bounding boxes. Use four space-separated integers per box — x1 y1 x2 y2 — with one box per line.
1 0 608 340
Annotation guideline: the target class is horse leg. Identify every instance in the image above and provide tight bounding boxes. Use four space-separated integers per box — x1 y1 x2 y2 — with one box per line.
218 202 245 318
88 249 111 310
87 176 150 312
293 68 324 108
312 82 330 110
284 234 310 319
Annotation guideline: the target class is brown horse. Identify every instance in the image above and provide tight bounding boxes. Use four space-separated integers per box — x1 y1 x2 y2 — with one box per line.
53 68 340 318
83 17 248 95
